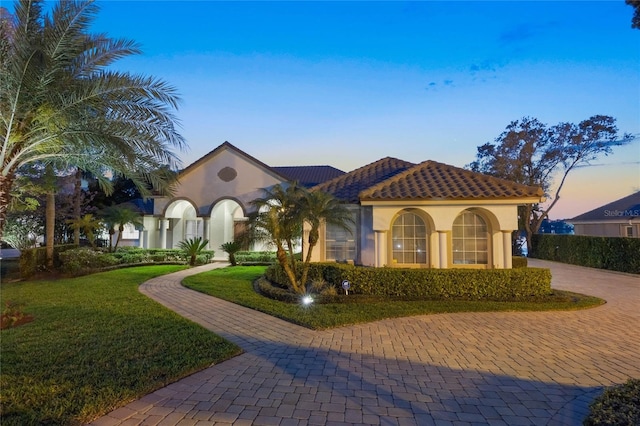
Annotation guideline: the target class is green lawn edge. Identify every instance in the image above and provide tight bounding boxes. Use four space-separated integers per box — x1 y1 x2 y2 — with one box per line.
182 266 605 331
0 265 242 426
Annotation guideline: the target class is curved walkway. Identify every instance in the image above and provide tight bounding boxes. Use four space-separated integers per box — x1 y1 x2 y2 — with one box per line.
90 260 640 426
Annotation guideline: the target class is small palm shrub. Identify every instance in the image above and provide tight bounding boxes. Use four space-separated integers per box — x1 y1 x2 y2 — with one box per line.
220 241 242 266
178 237 210 266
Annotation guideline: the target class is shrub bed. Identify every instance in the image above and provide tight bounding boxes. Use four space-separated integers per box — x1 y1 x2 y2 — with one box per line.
512 256 528 268
58 247 214 276
584 378 640 425
266 263 552 301
235 251 277 265
19 244 77 278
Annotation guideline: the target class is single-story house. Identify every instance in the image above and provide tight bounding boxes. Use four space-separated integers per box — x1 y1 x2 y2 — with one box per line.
135 142 543 269
567 192 640 238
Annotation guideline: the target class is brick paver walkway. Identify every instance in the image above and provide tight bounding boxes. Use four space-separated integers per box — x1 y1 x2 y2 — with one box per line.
90 260 640 426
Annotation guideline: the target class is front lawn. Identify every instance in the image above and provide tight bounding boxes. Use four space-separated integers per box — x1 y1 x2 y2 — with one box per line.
183 266 605 330
0 265 241 426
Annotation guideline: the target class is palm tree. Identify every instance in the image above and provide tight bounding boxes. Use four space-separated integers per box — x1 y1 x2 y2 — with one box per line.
178 237 209 267
0 0 185 249
299 190 354 288
100 204 143 252
220 241 242 266
66 214 102 248
250 183 306 293
249 183 353 295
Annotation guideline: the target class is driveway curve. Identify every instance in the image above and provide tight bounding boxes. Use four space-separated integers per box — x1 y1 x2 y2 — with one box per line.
90 260 639 426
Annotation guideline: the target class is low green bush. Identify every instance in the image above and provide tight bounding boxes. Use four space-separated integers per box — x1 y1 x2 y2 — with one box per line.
584 378 640 425
266 263 552 301
512 256 528 268
235 251 277 264
59 248 119 275
19 244 77 278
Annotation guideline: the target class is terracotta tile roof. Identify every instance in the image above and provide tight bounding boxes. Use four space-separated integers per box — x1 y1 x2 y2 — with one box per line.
312 157 416 203
359 161 544 201
272 166 345 188
569 191 640 222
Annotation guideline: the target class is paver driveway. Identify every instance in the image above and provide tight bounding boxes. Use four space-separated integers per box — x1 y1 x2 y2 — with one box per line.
91 260 639 426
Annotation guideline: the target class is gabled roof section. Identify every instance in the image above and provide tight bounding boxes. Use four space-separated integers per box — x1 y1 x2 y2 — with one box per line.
178 141 290 181
569 192 640 222
359 161 544 201
312 157 416 203
272 166 345 188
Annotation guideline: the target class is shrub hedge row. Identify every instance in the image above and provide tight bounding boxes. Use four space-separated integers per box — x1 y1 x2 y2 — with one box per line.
531 234 640 274
235 251 277 265
19 244 77 278
20 244 214 278
265 263 552 301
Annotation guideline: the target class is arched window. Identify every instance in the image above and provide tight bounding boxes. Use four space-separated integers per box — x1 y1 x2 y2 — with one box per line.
392 211 427 264
452 211 488 265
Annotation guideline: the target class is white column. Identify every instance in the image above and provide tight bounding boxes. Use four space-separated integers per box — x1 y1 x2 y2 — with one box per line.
159 218 167 249
202 217 210 249
138 229 145 248
438 231 448 269
375 230 387 267
503 230 512 269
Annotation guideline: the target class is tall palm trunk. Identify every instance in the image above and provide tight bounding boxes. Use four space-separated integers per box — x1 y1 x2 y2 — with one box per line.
0 173 16 240
45 189 55 268
72 169 82 245
300 228 319 291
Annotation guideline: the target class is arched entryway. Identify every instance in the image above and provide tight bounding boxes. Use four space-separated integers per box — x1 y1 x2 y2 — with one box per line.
209 199 246 258
163 199 199 248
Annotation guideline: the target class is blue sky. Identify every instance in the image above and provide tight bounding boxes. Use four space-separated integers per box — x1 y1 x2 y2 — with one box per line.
85 1 640 218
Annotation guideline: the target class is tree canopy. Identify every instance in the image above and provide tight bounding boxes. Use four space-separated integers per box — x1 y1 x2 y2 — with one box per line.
468 115 633 250
626 0 640 29
0 0 186 239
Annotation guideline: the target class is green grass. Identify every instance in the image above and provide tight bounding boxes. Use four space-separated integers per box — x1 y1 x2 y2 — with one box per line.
0 265 241 426
183 266 605 330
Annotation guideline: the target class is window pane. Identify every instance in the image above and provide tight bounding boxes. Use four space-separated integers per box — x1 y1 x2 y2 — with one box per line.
452 211 489 265
391 212 428 264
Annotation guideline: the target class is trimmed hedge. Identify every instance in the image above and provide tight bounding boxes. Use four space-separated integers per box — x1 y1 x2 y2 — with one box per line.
19 244 77 278
58 247 214 276
235 251 277 265
512 256 528 268
266 263 552 301
531 234 640 274
584 378 640 425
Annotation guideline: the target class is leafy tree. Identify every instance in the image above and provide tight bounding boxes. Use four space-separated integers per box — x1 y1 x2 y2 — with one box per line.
626 0 640 29
0 0 185 245
2 214 39 249
100 204 143 252
468 115 633 251
249 183 353 295
178 237 209 267
220 241 242 266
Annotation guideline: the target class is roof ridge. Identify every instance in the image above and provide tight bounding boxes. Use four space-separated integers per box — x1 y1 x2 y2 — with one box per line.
359 160 544 201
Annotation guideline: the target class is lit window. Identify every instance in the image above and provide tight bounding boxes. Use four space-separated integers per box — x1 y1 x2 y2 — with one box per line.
452 211 488 265
392 212 427 264
625 226 633 238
